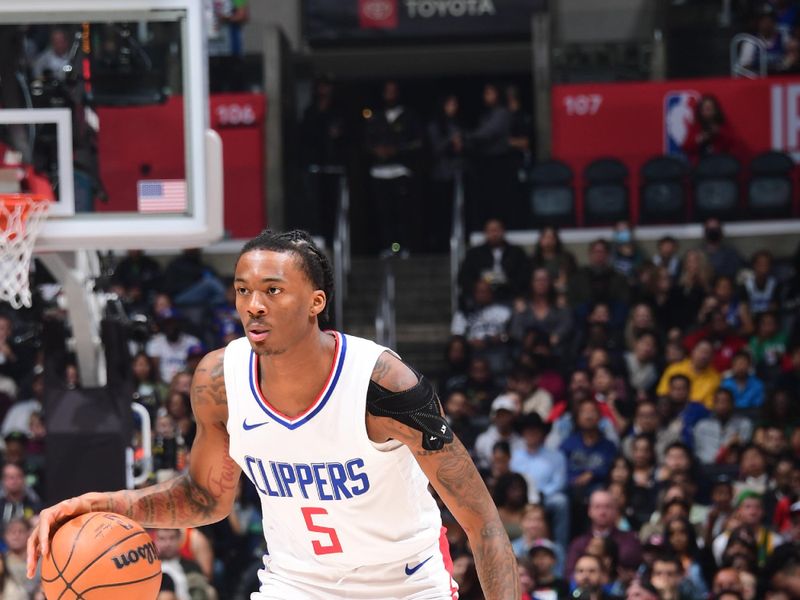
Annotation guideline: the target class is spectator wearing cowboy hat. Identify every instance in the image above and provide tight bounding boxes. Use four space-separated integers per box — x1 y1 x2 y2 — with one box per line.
510 412 569 551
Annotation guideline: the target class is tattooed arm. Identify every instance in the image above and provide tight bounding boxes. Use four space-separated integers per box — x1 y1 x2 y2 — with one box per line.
27 349 241 577
367 352 520 599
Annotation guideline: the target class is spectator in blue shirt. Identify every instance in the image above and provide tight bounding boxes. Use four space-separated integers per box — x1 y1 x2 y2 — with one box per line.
547 374 620 449
721 350 765 409
655 374 710 458
561 399 619 492
511 412 570 551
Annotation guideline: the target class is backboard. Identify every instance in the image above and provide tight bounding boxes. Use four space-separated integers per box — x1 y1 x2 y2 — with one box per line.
0 0 222 251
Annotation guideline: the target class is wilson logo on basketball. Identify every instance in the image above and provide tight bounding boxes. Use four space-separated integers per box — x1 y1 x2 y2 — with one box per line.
111 541 160 569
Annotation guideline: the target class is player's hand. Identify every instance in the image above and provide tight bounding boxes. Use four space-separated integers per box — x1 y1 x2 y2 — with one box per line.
27 494 94 578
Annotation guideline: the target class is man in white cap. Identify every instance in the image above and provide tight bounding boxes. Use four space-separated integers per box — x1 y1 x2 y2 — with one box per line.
474 392 521 469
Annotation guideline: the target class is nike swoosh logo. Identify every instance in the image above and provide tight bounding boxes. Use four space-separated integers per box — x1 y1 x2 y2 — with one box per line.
405 555 433 576
242 418 269 431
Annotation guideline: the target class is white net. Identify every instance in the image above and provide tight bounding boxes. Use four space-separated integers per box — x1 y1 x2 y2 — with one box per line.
0 196 51 309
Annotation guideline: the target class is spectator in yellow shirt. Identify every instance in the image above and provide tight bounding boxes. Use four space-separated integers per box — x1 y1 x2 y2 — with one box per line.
657 340 721 408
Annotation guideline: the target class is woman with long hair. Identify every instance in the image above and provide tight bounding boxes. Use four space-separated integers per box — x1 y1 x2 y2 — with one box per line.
663 516 709 598
2 517 35 599
682 94 736 164
510 268 573 352
624 330 660 401
510 503 551 559
624 303 660 351
607 457 636 531
631 435 657 489
531 226 576 295
680 249 713 294
0 552 27 600
131 351 167 418
492 472 530 539
676 249 713 330
629 434 658 529
165 390 196 448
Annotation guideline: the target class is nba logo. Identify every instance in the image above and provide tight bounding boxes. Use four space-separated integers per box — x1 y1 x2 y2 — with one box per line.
771 83 800 160
359 0 398 29
663 90 700 156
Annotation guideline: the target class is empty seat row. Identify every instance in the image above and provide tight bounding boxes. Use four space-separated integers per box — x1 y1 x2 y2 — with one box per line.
529 151 797 226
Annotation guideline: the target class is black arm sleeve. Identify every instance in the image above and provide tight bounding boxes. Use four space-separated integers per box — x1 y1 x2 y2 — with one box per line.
366 372 454 451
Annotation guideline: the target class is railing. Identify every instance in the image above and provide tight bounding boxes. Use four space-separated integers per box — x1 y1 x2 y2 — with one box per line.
128 402 153 489
308 165 350 329
333 170 350 329
375 254 398 350
731 33 767 79
718 0 732 28
449 169 466 317
39 250 108 387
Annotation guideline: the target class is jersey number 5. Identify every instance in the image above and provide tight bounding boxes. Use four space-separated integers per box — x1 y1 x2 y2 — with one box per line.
301 507 343 555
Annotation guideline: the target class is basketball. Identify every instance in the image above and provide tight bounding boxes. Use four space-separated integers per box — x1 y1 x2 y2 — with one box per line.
40 512 161 600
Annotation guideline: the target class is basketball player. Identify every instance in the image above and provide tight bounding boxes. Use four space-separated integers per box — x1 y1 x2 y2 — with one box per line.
28 230 520 598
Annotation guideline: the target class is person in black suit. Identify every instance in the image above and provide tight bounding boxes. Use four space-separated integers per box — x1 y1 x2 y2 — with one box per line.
458 219 530 309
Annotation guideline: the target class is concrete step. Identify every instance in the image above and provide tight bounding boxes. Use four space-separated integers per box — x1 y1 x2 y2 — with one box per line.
343 288 452 304
348 272 451 286
345 323 451 343
343 325 450 376
341 255 452 375
345 302 452 323
348 257 451 278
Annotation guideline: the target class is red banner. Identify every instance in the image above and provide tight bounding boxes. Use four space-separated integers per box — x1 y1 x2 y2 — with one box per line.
96 93 266 239
551 76 800 222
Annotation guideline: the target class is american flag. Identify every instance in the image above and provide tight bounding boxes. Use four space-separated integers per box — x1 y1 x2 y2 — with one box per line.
137 180 187 213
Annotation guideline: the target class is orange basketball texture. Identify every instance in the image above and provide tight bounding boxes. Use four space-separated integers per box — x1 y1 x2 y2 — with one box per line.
41 512 162 600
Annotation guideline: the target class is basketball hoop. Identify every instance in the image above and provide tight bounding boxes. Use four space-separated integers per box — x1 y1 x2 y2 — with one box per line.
0 194 52 309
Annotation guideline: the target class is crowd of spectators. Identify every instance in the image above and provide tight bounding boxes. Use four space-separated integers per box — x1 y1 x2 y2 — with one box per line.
446 216 800 599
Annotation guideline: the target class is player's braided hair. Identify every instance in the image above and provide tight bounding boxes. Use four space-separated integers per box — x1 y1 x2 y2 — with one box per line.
238 229 334 322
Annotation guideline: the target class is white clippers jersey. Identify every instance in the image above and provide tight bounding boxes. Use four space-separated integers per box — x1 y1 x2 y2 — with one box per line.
224 332 452 590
